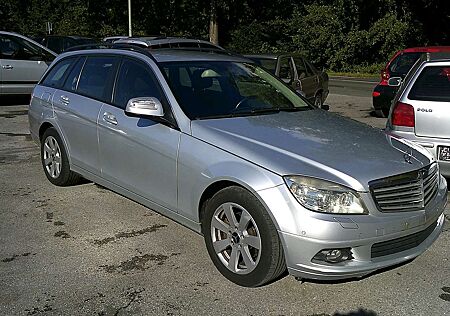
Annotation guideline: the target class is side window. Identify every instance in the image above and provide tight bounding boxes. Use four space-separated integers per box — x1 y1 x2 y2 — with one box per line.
47 37 63 54
77 56 119 102
114 58 163 109
0 34 54 62
279 58 293 82
293 57 308 78
63 57 86 92
41 57 76 88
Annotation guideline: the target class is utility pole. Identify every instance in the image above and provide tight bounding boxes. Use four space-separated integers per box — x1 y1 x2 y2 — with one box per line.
209 0 219 44
128 0 132 37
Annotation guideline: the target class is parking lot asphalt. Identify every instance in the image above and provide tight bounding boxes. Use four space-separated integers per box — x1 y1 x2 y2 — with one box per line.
1 94 449 316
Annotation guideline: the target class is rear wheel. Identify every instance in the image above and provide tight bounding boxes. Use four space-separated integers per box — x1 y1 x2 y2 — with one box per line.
203 186 285 287
41 128 81 186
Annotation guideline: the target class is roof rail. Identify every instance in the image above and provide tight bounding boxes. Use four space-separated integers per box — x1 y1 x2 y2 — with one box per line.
63 42 158 63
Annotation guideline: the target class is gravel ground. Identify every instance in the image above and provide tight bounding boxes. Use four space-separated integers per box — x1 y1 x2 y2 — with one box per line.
0 95 449 316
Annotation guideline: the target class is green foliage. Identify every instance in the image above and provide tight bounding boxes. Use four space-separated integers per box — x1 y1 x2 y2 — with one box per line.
290 4 346 69
0 0 447 73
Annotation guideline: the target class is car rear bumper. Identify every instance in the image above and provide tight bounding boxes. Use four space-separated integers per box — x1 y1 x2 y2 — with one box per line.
388 129 450 177
258 174 447 281
372 84 398 111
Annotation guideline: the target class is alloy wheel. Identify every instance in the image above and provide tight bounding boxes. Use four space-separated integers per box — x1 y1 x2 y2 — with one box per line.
210 202 261 274
43 136 62 178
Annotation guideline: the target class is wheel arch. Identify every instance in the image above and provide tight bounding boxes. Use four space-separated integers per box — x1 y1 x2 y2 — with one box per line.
38 121 54 140
38 120 72 164
198 178 282 235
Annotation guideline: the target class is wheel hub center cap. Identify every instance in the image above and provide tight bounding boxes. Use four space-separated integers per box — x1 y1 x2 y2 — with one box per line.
231 232 240 244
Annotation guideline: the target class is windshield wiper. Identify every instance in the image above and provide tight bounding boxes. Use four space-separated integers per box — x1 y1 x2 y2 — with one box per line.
278 107 310 112
194 107 308 120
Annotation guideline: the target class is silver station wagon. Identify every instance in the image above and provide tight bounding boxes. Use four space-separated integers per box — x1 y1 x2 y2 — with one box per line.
29 46 447 287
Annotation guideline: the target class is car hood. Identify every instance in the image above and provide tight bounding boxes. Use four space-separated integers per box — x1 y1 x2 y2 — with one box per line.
191 109 434 191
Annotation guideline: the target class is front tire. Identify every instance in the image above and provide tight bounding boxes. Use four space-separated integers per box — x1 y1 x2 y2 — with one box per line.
314 93 323 108
41 128 81 186
203 186 285 287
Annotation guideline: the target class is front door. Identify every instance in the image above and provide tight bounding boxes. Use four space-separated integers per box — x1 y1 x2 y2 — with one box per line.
98 57 180 211
0 34 54 94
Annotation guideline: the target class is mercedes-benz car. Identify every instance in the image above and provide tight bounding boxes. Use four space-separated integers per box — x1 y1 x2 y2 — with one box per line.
29 47 447 287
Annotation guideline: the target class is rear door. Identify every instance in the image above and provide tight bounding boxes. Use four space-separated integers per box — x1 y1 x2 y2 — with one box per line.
407 64 450 139
0 33 55 95
53 55 119 175
97 57 180 211
293 57 317 101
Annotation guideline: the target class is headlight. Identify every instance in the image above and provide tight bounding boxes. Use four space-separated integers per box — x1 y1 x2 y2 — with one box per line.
284 176 367 214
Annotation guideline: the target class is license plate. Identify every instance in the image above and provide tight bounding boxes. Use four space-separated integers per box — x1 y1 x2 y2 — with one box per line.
438 146 450 161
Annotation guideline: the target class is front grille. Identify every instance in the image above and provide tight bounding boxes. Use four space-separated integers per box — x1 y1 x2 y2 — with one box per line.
371 220 437 258
369 163 439 213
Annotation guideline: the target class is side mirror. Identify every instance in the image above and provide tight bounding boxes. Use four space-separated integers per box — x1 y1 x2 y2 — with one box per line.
387 77 402 87
321 104 330 111
125 97 164 117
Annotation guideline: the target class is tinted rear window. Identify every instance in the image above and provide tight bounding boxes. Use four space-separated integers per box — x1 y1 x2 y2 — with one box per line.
408 66 450 102
249 58 277 74
389 52 423 75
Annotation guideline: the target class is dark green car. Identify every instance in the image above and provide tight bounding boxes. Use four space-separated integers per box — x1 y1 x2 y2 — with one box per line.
245 54 329 107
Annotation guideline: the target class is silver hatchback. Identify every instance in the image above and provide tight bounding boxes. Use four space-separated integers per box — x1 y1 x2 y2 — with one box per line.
386 57 450 177
29 47 447 287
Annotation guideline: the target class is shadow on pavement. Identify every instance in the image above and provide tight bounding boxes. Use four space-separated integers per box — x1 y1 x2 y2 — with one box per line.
0 95 31 106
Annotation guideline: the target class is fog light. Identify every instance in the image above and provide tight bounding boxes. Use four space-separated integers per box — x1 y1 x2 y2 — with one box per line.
313 248 352 263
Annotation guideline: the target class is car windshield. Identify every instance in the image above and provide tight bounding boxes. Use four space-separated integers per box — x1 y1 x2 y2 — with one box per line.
161 61 310 119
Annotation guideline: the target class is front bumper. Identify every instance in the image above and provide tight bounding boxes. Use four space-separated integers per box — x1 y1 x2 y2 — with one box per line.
257 174 447 281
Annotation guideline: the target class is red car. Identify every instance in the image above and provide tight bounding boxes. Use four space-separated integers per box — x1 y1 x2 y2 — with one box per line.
372 46 450 117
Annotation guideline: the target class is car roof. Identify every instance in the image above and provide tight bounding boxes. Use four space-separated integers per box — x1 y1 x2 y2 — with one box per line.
400 46 450 53
244 53 305 60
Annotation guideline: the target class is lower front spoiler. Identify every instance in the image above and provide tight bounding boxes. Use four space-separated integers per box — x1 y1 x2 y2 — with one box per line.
282 213 445 281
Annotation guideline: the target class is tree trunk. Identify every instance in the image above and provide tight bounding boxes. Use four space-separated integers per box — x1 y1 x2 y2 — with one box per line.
209 0 219 44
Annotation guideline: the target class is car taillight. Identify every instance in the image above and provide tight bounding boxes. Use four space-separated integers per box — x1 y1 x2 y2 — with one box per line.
379 69 390 86
392 102 415 127
372 91 381 97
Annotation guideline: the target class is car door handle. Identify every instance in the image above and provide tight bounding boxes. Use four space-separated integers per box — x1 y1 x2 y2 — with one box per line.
60 95 70 105
2 65 13 70
103 112 117 125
